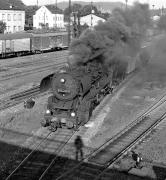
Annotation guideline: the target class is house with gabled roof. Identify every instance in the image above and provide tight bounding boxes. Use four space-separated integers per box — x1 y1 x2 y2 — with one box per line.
33 5 65 29
80 14 105 28
0 0 25 33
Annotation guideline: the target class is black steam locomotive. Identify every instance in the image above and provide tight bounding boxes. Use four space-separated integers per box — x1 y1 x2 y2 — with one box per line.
40 61 113 131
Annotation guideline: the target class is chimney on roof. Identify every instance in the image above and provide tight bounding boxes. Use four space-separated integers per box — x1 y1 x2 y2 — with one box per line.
55 0 57 9
9 4 13 9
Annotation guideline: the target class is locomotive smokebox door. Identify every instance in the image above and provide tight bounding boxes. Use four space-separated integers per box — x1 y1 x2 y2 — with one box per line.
24 98 35 109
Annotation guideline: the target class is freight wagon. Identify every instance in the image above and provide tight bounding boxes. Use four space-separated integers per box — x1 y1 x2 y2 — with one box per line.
0 33 32 58
0 31 68 58
32 32 68 53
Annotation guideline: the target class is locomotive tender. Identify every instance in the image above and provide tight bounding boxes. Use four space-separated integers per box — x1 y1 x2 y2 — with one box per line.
40 62 113 131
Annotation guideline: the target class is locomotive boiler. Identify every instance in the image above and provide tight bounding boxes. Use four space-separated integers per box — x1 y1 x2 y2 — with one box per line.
40 62 112 131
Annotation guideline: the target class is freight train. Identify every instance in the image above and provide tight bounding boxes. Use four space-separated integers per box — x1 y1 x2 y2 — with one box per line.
0 31 68 58
39 61 113 131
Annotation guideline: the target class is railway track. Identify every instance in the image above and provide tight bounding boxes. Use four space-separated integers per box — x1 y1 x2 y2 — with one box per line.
5 128 77 180
0 56 68 82
1 69 140 180
0 86 40 111
2 50 68 69
49 91 166 180
0 59 68 111
4 69 166 179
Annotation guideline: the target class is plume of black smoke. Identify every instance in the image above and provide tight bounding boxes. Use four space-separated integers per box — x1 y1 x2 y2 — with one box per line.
68 2 151 78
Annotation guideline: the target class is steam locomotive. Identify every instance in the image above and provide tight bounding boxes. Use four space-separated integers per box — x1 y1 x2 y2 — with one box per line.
40 61 113 131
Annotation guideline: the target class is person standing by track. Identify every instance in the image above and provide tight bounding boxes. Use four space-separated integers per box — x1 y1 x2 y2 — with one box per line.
131 150 143 168
74 135 84 161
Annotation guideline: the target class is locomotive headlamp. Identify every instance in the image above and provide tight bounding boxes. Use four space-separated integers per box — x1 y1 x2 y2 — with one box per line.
60 78 65 83
46 109 51 114
71 112 76 117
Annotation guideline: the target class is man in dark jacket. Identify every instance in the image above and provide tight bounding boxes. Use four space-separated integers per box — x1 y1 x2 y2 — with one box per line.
74 135 84 161
131 151 142 168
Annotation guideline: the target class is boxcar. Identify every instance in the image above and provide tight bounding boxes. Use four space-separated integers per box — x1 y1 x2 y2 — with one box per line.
0 31 68 58
0 33 32 57
31 32 68 53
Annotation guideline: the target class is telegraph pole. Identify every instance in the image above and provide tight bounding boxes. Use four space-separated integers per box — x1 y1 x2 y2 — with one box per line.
125 0 128 10
161 6 164 16
90 1 94 28
55 0 57 9
68 0 71 46
152 4 155 10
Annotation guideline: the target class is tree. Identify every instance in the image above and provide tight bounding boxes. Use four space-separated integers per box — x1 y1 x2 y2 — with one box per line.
79 4 98 16
25 5 38 28
0 21 6 33
157 15 166 31
64 3 101 20
64 3 82 21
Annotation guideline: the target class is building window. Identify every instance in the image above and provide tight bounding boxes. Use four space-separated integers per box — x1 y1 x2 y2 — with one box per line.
13 26 16 31
18 14 22 21
18 26 22 31
13 14 17 21
2 14 5 21
7 14 11 21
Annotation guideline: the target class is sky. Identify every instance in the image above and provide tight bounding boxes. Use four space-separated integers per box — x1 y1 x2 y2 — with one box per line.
21 0 166 9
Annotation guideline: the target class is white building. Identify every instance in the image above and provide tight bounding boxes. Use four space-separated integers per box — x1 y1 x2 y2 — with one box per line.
80 14 105 27
0 6 25 33
33 5 65 29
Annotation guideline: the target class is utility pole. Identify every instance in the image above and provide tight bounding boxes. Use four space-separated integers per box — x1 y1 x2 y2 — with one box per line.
37 0 38 7
91 1 94 28
44 12 46 28
161 5 164 16
73 11 78 38
125 0 128 10
152 4 155 17
55 0 57 9
152 4 155 10
68 0 71 46
55 0 57 31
